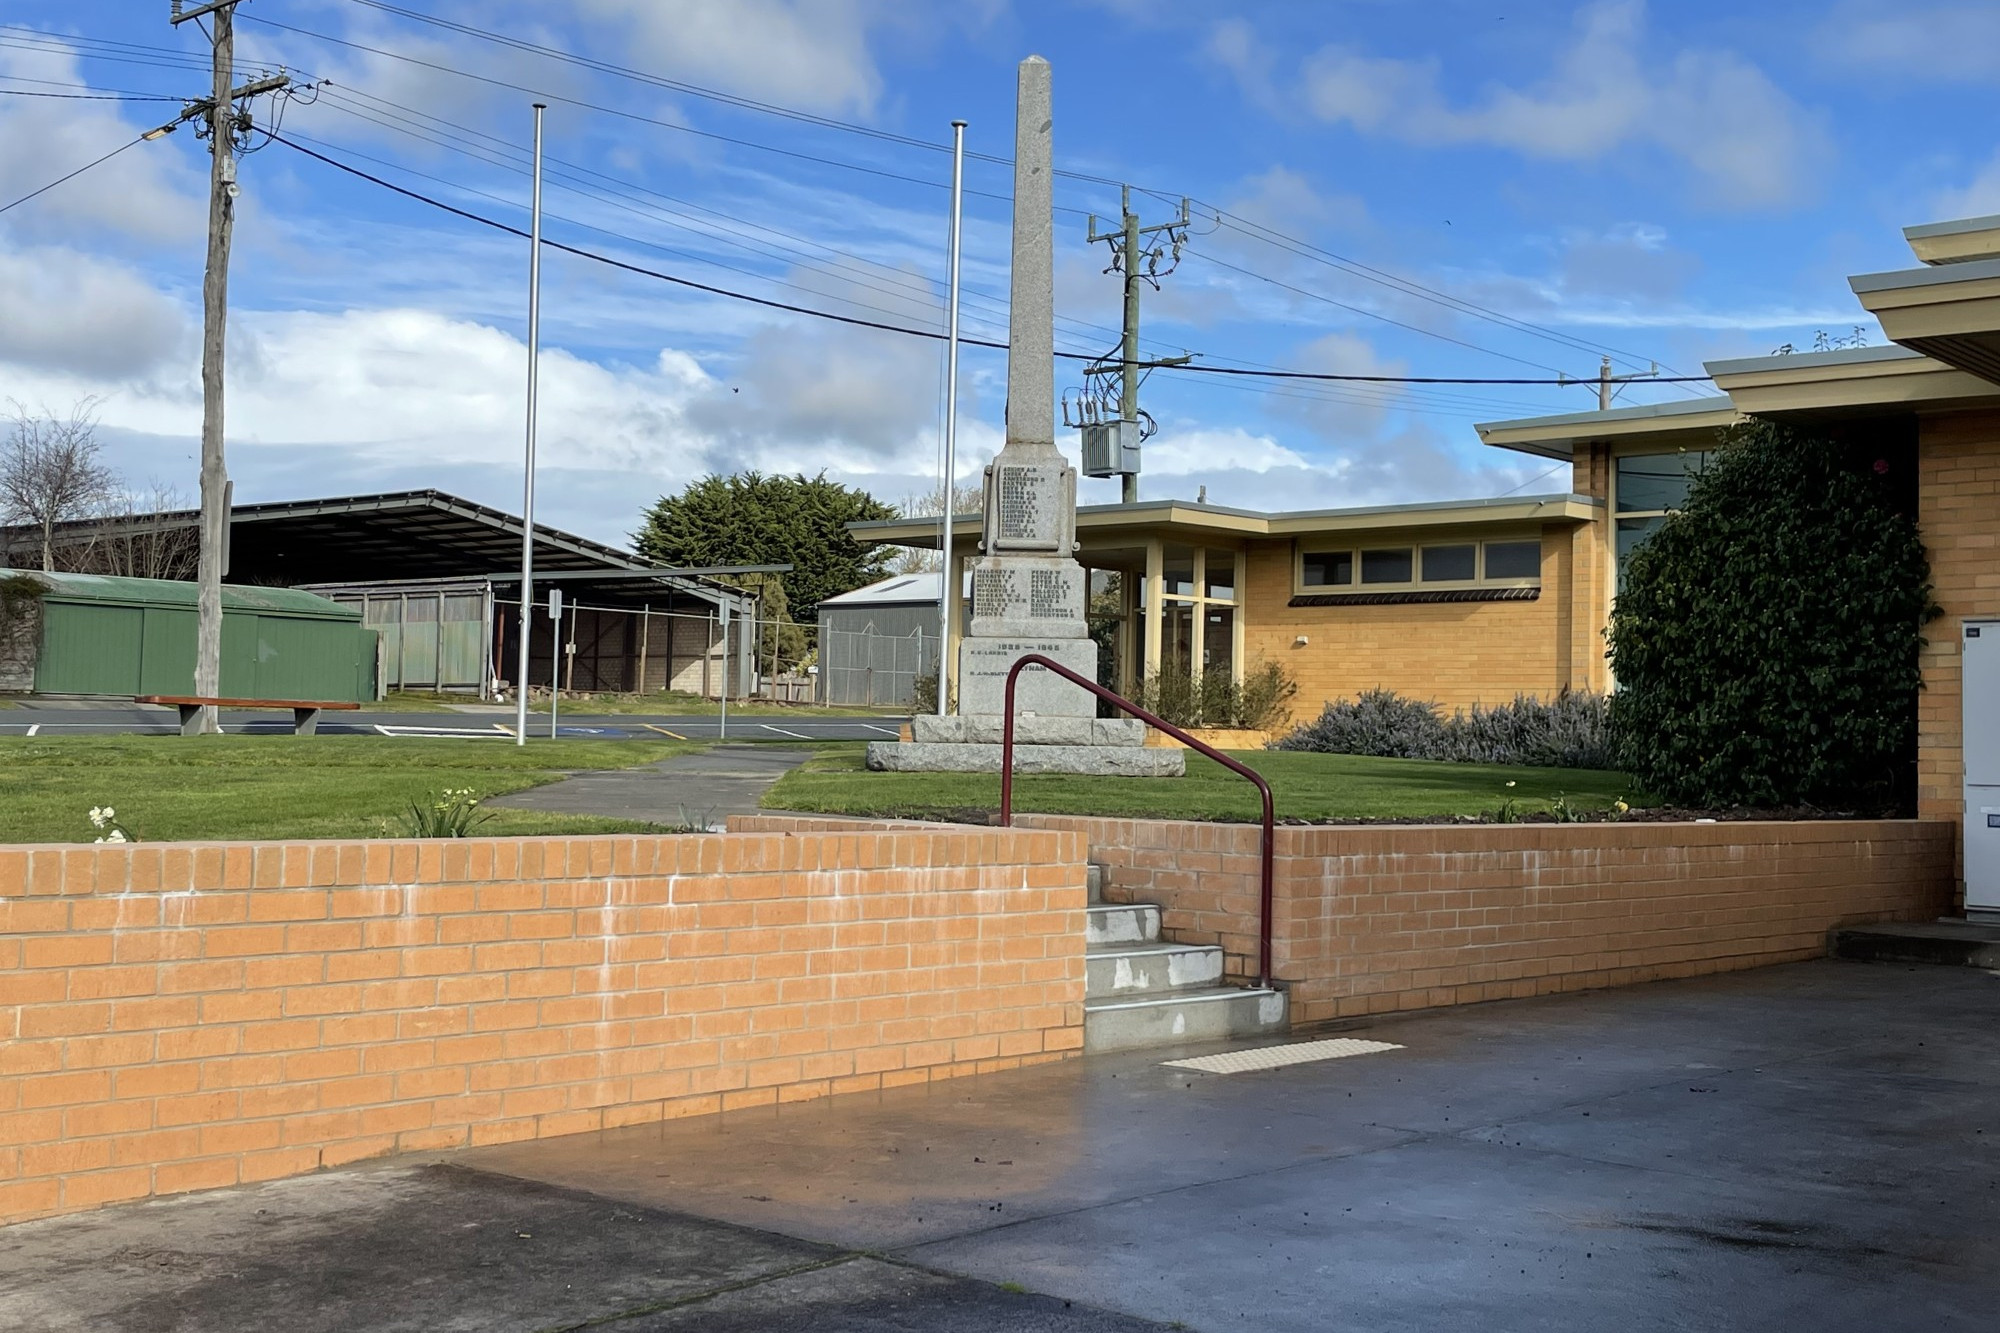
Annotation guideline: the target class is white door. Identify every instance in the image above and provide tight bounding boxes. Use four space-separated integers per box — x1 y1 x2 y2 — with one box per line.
1962 621 2000 914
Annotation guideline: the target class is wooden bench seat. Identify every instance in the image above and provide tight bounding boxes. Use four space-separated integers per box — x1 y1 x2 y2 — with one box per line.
135 695 363 737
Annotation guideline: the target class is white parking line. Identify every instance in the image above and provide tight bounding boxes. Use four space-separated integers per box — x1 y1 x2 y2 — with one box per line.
25 724 38 736
862 724 901 736
759 724 810 739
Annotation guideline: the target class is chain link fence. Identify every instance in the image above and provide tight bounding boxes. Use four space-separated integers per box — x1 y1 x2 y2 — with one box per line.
817 624 937 707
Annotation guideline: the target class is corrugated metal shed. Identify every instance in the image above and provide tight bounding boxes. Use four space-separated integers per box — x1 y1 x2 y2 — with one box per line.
27 573 375 702
815 573 967 707
33 573 360 618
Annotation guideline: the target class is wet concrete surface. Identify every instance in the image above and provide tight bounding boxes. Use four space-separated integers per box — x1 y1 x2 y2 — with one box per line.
3 960 1996 1330
0 1164 1162 1333
484 744 811 827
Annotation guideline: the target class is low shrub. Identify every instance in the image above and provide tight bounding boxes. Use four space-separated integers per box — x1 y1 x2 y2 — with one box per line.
1138 659 1299 731
1273 687 1615 770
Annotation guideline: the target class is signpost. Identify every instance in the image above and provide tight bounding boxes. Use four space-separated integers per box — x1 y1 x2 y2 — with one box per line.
717 600 730 741
547 587 562 739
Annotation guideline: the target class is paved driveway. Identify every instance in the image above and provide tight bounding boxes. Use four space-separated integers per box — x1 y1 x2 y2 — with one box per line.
3 959 1994 1331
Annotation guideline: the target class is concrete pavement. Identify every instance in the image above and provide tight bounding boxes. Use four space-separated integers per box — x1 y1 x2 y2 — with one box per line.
3 959 1995 1330
484 744 812 828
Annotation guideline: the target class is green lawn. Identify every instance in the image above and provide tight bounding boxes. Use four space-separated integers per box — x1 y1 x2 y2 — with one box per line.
0 735 699 844
762 744 1645 823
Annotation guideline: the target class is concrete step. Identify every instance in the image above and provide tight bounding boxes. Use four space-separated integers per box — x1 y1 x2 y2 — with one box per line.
1087 863 1104 905
1086 902 1160 948
1084 985 1289 1053
1831 920 2000 969
1086 942 1224 999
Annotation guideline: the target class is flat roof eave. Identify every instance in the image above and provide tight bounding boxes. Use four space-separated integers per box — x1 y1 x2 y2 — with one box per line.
1475 397 1742 457
847 493 1600 551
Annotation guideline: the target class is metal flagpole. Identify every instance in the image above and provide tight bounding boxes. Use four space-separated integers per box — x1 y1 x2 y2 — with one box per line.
936 119 967 717
514 103 546 745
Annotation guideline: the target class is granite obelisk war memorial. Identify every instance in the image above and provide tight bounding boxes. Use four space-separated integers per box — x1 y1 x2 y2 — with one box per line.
867 56 1182 779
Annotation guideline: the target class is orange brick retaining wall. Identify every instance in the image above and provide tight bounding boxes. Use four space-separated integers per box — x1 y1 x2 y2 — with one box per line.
1017 815 1953 1026
0 828 1087 1225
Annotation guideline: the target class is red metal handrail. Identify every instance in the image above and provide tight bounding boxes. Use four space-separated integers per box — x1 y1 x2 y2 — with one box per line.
998 652 1276 988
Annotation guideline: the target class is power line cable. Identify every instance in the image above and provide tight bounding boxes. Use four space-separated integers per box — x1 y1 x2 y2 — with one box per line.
266 129 1711 386
281 125 1021 341
0 71 186 98
6 17 1699 384
0 131 152 217
1188 251 1567 375
1196 205 1709 386
239 14 1104 218
305 84 1127 349
310 90 1002 329
321 3 1700 382
337 0 1137 191
317 91 1569 413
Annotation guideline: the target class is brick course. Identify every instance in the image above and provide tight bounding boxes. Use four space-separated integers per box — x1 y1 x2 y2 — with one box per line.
0 827 1087 1225
1016 814 1951 1025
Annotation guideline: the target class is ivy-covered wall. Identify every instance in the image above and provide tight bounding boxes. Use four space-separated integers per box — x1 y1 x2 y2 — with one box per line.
0 574 42 694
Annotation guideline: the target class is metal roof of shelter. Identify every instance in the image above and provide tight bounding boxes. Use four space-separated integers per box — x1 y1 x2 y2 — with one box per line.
1 490 783 611
2 488 643 584
23 571 359 620
816 571 971 611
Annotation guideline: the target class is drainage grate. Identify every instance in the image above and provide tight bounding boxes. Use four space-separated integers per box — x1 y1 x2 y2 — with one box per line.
1162 1037 1403 1075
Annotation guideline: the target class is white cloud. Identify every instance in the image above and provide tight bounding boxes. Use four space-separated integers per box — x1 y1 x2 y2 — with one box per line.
571 0 890 116
0 247 192 378
1812 2 2000 81
1930 149 2000 222
1139 425 1309 478
1215 2 1826 209
0 42 204 243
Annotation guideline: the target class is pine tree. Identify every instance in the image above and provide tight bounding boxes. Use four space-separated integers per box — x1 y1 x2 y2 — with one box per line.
633 472 899 623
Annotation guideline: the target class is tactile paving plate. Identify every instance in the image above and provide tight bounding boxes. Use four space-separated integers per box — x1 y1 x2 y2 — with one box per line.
1162 1037 1403 1075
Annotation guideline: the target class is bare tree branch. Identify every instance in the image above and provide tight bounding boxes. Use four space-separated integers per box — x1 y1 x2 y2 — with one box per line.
1 400 116 572
889 481 983 575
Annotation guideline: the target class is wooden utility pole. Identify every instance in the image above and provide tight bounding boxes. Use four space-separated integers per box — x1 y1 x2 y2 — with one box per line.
1086 188 1191 504
171 0 286 733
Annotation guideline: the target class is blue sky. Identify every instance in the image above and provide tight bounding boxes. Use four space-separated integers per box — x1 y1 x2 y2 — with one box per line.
1 0 1994 546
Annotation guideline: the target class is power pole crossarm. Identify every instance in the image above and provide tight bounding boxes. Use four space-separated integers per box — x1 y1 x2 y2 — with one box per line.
1082 189 1193 504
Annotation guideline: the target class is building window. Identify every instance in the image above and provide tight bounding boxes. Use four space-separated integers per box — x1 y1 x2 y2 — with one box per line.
1420 544 1476 582
1483 540 1542 580
1143 542 1243 685
1300 550 1353 587
1361 548 1414 584
1297 537 1544 593
1616 450 1708 514
1614 449 1708 586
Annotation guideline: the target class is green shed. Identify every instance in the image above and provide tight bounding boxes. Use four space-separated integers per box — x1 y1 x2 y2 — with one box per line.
30 573 377 702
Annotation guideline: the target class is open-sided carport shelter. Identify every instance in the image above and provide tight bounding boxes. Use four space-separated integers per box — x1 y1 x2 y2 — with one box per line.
2 490 768 699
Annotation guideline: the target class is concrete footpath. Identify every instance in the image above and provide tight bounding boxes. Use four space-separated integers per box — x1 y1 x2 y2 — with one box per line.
484 744 811 828
3 960 1996 1331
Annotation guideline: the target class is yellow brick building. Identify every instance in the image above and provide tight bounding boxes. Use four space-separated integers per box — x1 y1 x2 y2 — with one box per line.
853 210 2000 888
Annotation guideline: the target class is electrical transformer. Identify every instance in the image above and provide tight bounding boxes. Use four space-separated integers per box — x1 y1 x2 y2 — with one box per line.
1080 419 1141 478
